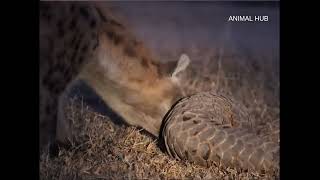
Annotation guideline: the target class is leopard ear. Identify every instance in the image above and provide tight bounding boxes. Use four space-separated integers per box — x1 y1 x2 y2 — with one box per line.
171 54 190 83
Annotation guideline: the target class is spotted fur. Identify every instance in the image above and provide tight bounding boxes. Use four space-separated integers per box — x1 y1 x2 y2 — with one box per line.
39 2 190 149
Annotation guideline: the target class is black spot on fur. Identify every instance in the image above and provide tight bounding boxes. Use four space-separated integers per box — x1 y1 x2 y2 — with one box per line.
57 20 64 38
75 41 80 52
65 75 72 85
57 20 63 29
58 28 65 38
91 33 96 39
113 35 123 45
47 14 52 22
70 34 77 46
70 4 75 12
69 18 76 30
79 6 89 19
70 34 82 63
70 50 77 64
106 31 123 45
56 50 66 60
81 44 88 52
90 19 97 28
63 68 72 81
53 63 65 73
51 84 63 95
42 75 50 87
141 58 149 68
124 45 136 57
91 33 99 50
106 31 114 39
78 56 84 64
73 33 83 51
93 39 99 50
43 71 65 95
52 112 57 125
132 40 139 46
45 104 52 114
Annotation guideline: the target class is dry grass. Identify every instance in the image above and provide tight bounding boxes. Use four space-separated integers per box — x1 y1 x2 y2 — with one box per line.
40 47 279 180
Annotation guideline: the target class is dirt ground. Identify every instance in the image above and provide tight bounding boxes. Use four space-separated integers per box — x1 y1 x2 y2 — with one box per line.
39 46 279 179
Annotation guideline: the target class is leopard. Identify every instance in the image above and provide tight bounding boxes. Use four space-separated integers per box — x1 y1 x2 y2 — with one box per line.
39 2 190 149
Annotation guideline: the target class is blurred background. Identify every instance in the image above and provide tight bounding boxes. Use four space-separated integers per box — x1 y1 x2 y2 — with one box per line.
41 2 280 179
107 1 279 62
